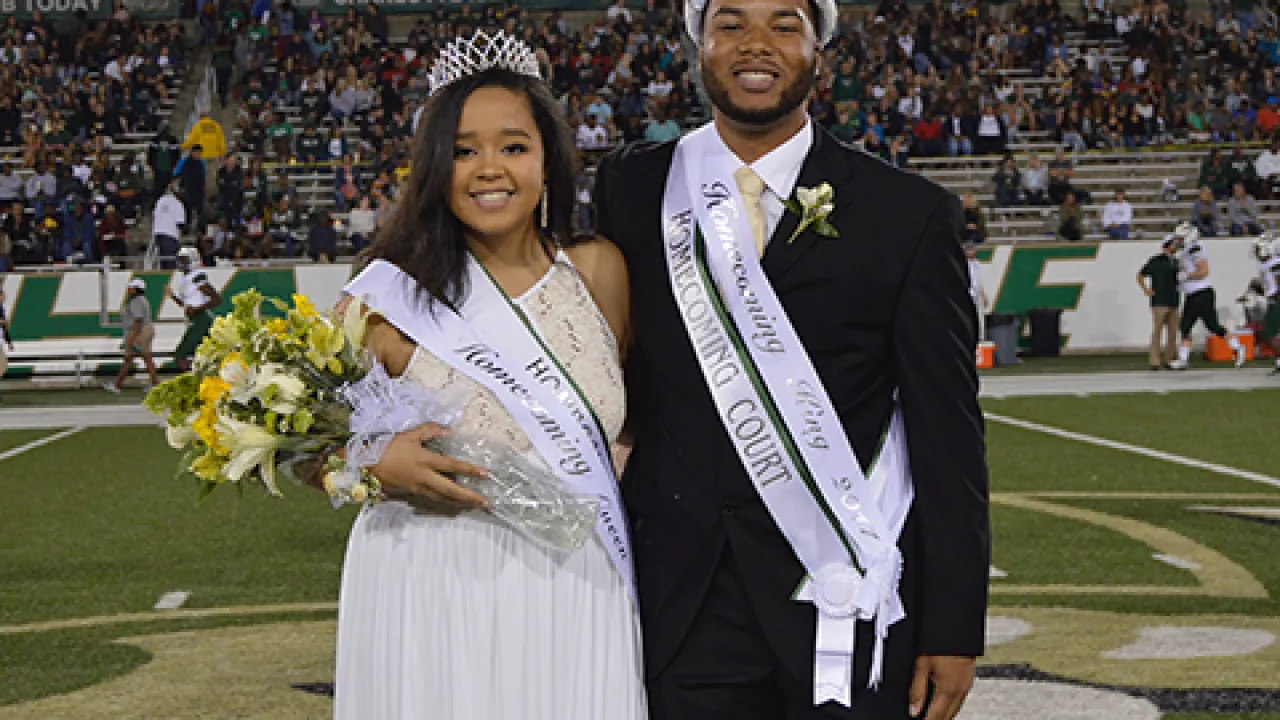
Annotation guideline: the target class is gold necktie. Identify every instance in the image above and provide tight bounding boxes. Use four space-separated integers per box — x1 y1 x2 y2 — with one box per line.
734 166 767 258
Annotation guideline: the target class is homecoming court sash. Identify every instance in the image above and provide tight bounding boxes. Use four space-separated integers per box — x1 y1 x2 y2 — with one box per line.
344 258 636 604
661 124 914 707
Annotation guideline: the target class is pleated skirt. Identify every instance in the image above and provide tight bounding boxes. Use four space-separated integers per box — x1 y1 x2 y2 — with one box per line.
334 500 648 720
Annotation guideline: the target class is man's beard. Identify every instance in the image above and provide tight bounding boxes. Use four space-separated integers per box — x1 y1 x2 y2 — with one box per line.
703 63 815 127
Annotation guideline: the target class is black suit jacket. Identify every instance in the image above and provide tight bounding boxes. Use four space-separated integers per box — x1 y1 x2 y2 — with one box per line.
595 125 989 698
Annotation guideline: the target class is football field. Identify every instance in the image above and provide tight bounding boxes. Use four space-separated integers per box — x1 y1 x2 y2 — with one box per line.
0 366 1278 719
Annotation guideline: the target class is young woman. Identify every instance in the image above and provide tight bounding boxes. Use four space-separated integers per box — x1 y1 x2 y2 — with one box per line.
330 40 645 719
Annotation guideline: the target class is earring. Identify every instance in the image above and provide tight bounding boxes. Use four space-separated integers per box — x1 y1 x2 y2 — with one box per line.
540 186 549 229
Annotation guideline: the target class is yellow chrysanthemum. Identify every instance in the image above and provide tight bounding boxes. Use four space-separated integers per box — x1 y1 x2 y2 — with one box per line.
292 293 318 319
198 376 231 405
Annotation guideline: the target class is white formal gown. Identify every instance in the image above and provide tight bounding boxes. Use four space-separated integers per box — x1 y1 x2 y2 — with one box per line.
334 255 648 720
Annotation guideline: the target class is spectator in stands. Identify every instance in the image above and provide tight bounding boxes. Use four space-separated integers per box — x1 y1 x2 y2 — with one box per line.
1021 154 1049 205
174 145 207 234
946 102 976 157
962 192 986 245
347 194 376 253
152 181 185 269
1048 148 1076 204
148 126 182 198
268 112 295 161
1227 182 1263 236
1228 147 1262 199
307 209 337 263
912 110 945 156
1199 149 1233 200
1059 191 1084 242
268 194 301 257
644 106 681 142
217 154 245 224
2 201 31 268
183 112 227 161
1257 138 1280 200
1191 186 1220 238
993 155 1021 206
59 198 96 264
1102 190 1134 240
296 124 326 164
576 114 608 152
0 167 21 207
26 165 55 219
335 156 362 213
97 205 128 258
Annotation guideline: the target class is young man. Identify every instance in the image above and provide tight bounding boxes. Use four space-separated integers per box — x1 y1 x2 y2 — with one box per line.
1137 235 1181 369
105 278 160 392
1168 223 1246 369
595 0 988 717
152 181 186 269
168 247 221 372
1252 234 1280 374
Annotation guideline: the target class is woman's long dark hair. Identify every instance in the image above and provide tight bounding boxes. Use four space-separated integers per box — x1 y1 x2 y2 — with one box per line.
370 67 580 309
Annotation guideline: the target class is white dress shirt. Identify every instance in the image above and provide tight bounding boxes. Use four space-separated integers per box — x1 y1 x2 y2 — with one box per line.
713 121 814 248
1102 200 1133 227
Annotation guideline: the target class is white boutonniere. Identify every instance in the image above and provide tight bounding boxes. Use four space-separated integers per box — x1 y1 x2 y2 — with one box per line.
783 182 839 244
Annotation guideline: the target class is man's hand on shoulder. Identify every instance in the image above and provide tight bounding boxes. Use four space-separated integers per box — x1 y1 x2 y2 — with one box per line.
909 654 977 719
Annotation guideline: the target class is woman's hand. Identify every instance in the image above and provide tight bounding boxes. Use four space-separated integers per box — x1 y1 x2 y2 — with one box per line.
371 423 491 509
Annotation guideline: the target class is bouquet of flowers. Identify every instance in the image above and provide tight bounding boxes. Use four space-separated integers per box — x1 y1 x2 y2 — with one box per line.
144 290 599 551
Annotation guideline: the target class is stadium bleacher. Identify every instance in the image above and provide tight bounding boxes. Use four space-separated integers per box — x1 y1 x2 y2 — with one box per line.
1 0 1279 268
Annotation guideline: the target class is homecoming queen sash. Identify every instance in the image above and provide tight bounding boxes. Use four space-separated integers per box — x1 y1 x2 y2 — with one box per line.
662 124 913 707
344 258 636 605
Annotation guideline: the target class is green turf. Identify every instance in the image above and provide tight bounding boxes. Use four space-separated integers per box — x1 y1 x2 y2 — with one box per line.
984 390 1280 479
0 427 355 628
0 387 149 407
2 391 1280 712
0 429 63 454
992 502 1193 588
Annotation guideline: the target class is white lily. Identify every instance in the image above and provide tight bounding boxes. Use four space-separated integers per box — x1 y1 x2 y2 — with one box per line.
251 363 309 414
166 418 199 450
216 414 285 494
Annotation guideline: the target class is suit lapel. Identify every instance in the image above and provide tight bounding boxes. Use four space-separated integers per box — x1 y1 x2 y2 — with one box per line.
762 127 855 282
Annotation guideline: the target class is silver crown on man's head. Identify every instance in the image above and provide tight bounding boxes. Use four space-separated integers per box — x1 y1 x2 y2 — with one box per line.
428 30 542 95
683 0 837 48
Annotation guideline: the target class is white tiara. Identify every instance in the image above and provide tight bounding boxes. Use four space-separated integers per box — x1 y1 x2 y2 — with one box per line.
428 31 542 95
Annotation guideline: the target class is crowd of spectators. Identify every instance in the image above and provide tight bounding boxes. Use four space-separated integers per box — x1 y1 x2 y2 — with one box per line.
6 0 1280 265
0 3 192 270
194 0 709 261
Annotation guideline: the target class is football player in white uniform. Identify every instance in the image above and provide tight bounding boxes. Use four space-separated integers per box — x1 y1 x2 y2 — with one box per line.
1253 233 1280 374
1168 223 1247 370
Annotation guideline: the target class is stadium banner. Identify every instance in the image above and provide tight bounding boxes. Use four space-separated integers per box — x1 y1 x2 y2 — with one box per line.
1 0 178 20
0 238 1263 377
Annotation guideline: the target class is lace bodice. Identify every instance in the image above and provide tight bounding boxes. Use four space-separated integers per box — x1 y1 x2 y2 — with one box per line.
405 254 626 452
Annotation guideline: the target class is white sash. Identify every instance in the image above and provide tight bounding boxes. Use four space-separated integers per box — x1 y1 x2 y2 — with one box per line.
344 258 636 604
661 124 914 706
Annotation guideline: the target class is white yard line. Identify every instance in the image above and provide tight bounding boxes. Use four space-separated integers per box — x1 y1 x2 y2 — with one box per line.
0 427 86 462
985 412 1280 490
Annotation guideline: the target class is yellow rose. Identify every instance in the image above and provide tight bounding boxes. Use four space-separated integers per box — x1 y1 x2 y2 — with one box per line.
322 471 338 494
350 483 369 503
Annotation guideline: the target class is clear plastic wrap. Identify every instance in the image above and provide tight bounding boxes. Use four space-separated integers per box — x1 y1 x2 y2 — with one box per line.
425 433 600 552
